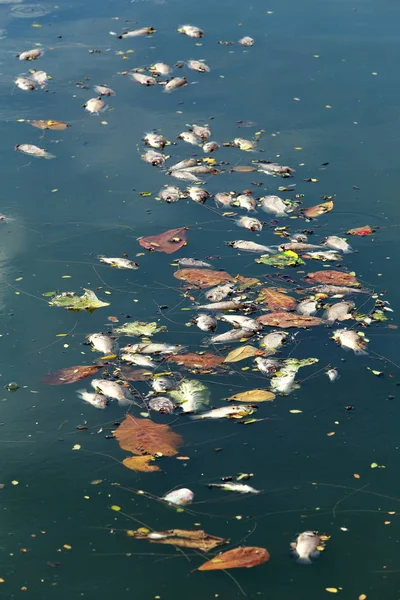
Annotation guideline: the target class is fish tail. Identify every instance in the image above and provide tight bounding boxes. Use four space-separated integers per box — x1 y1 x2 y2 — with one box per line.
354 347 367 356
44 153 56 160
189 415 203 420
117 397 133 407
296 556 312 565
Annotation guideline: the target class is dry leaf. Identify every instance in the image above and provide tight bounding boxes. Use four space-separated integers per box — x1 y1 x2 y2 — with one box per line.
227 389 275 402
325 589 338 594
133 528 227 551
306 270 360 287
139 227 188 254
347 226 374 236
115 415 183 457
353 473 360 479
166 353 225 369
230 165 256 172
359 595 367 600
224 346 258 363
174 268 233 288
42 365 103 385
256 312 323 328
122 455 161 472
117 366 153 381
28 120 69 130
303 200 333 218
198 546 270 571
257 288 297 311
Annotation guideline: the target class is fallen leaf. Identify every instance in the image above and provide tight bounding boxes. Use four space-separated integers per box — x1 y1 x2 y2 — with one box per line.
347 226 375 236
115 414 183 456
303 200 334 218
257 288 297 311
256 312 323 328
370 462 378 469
306 270 360 287
110 505 121 512
117 366 153 381
42 365 103 385
72 444 81 450
290 409 302 413
166 353 225 369
256 251 305 268
139 227 188 254
224 346 258 363
133 528 227 551
230 165 256 172
174 268 233 288
198 546 270 571
169 379 210 413
236 275 260 288
113 321 166 337
27 120 69 130
227 389 275 402
353 474 360 479
358 595 367 600
122 455 161 472
49 289 110 312
325 589 338 594
327 432 336 437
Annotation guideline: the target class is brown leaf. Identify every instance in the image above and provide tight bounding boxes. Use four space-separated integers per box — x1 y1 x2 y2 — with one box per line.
306 270 360 287
115 415 183 456
122 455 161 472
139 227 188 254
224 346 258 363
174 268 234 288
28 120 69 130
227 389 275 402
166 353 225 368
41 365 103 385
198 546 270 571
346 225 375 236
230 166 256 172
258 288 297 311
303 200 333 218
117 366 153 381
134 529 227 551
257 312 323 328
236 275 260 288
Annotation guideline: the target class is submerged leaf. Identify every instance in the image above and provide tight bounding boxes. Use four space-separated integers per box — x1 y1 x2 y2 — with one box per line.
169 379 210 413
139 227 188 254
133 528 227 551
227 389 275 402
122 455 161 472
49 289 110 312
306 270 360 287
42 365 103 385
174 268 234 288
115 415 183 456
256 251 305 268
257 312 323 328
198 546 270 571
28 119 69 130
257 288 297 311
166 353 225 369
114 321 166 337
116 366 153 381
303 200 334 218
224 346 258 363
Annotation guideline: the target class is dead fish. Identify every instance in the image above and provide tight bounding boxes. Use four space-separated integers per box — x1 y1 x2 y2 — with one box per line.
227 240 275 253
118 27 155 38
177 24 204 38
270 371 298 395
91 379 132 406
144 132 167 149
218 314 260 331
30 70 50 87
192 405 255 420
141 150 166 167
122 342 182 354
292 531 321 565
163 77 187 92
159 185 181 202
203 141 219 153
238 36 255 46
77 389 108 409
303 250 342 261
260 195 290 216
184 165 219 174
209 483 260 494
18 48 43 61
233 137 257 151
15 76 35 91
120 353 156 368
197 299 249 311
260 331 288 354
258 162 295 176
99 256 139 269
193 313 217 331
132 72 156 86
169 158 198 171
149 62 171 75
236 194 256 211
326 368 339 382
187 60 210 72
152 376 175 392
83 97 106 114
254 356 281 375
291 233 308 243
169 170 200 182
332 329 367 355
176 258 211 268
94 84 116 96
149 396 176 414
205 283 235 302
15 144 55 159
187 186 209 203
87 333 116 355
236 216 263 231
280 243 323 251
324 235 353 254
297 298 318 316
306 285 369 296
325 301 355 322
192 124 211 140
178 131 202 145
163 488 194 505
210 328 254 344
215 192 234 207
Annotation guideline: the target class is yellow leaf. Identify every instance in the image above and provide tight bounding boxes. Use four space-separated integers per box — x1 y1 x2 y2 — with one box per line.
11 480 19 486
290 409 302 414
327 432 336 437
91 480 103 485
110 505 121 511
61 275 71 279
359 595 367 600
32 23 42 27
371 462 378 468
100 354 117 360
122 455 161 473
203 157 216 165
224 345 258 363
72 444 81 451
353 473 360 479
227 389 275 403
63 544 72 550
56 333 68 337
325 589 338 594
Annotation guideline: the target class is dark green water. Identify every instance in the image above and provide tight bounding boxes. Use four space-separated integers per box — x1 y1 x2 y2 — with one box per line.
1 0 400 597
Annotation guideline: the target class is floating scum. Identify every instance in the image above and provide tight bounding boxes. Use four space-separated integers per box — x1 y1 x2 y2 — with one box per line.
9 9 393 594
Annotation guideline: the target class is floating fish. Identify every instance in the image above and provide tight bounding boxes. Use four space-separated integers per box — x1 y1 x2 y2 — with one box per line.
218 314 260 332
120 354 156 368
163 488 194 505
236 216 263 231
144 132 167 149
187 60 210 73
177 131 202 145
193 313 217 331
148 396 176 414
261 195 290 216
215 192 234 207
177 25 204 38
203 141 219 153
77 389 108 409
227 240 275 253
152 376 175 392
122 342 182 354
205 283 235 303
83 97 106 114
197 299 250 311
18 48 43 61
292 531 321 565
254 356 281 375
236 194 256 211
169 170 200 182
192 405 255 420
187 186 209 203
30 70 50 87
326 368 339 382
184 165 218 175
303 250 342 261
176 258 211 268
210 328 254 344
238 36 254 46
87 333 116 355
297 298 318 316
332 329 367 355
169 158 198 171
91 379 132 405
163 77 187 92
159 185 181 202
260 331 288 354
15 144 54 159
258 162 295 176
99 256 139 269
324 235 353 254
15 76 35 91
118 27 155 39
192 124 211 140
141 150 166 167
149 62 171 75
132 72 156 86
209 483 260 494
233 137 257 151
306 285 369 296
324 301 355 322
94 84 115 96
280 243 323 251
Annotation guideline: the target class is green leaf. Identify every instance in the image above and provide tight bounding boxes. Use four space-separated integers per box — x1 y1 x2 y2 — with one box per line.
255 251 305 268
371 310 387 322
169 379 210 414
49 289 110 312
113 321 166 337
